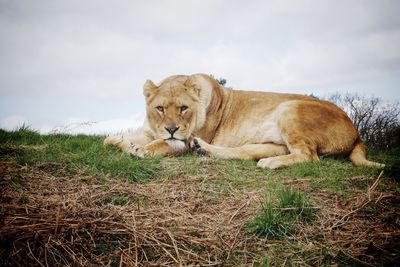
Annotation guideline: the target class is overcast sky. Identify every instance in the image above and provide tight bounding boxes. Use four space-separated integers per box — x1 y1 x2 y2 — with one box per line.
1 0 400 134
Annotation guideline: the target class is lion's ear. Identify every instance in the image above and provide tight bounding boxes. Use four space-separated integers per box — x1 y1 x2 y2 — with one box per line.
184 77 201 97
143 80 158 98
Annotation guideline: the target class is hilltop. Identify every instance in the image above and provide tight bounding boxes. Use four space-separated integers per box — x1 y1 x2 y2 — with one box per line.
0 128 399 266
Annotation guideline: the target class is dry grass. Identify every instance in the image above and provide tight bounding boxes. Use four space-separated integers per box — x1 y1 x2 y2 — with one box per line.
307 174 400 266
1 160 268 266
283 173 400 266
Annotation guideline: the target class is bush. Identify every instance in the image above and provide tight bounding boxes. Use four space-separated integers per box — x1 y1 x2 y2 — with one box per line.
327 93 400 149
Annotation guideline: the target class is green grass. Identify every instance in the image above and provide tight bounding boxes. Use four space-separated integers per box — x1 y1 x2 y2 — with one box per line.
246 187 316 239
97 195 131 206
0 127 159 182
18 195 29 204
277 187 316 221
279 158 386 195
1 126 395 198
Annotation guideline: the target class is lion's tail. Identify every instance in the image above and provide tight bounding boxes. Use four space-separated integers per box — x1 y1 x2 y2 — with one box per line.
103 135 131 151
349 137 385 168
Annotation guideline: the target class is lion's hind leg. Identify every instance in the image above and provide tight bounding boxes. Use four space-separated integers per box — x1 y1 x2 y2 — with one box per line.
257 141 319 169
192 138 289 160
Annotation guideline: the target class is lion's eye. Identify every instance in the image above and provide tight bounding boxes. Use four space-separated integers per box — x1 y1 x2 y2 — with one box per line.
156 106 164 112
180 105 188 112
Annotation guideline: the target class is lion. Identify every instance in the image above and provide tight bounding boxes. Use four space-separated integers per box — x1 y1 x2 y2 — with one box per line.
104 73 384 169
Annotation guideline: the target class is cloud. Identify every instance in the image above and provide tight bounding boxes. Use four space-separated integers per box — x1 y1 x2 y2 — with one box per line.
1 1 399 96
274 29 400 89
0 0 399 133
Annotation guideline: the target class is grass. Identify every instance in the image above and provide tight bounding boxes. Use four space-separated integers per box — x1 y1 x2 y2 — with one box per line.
0 127 159 182
0 127 399 266
279 158 383 195
17 195 29 204
96 195 131 206
246 188 316 239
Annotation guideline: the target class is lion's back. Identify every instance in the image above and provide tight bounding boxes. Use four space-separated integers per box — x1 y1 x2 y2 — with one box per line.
210 90 354 149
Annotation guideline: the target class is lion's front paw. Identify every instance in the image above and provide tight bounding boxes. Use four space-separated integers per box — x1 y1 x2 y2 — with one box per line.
126 144 147 157
135 147 154 158
191 138 208 155
130 140 169 158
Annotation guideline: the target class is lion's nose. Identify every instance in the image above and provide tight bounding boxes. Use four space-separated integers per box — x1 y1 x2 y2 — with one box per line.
165 125 179 135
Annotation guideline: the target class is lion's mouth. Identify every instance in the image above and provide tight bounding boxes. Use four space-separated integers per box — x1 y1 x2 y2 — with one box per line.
164 137 186 142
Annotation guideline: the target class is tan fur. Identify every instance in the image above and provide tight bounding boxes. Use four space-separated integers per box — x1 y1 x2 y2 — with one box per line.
104 74 384 169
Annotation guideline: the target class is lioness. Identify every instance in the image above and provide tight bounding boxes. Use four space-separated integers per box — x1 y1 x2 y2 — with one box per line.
104 73 383 169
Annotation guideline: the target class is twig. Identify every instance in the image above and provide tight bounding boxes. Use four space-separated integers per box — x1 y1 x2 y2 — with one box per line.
329 171 385 231
229 200 250 223
226 225 242 260
118 249 123 267
54 207 61 235
339 250 375 267
165 228 183 266
27 242 45 267
367 170 384 201
131 211 139 267
85 229 96 248
272 207 319 211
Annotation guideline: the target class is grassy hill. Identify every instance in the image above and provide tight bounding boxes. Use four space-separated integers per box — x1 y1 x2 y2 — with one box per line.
1 127 399 266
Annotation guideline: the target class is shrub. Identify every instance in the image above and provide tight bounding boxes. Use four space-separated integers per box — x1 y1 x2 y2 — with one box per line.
327 93 400 149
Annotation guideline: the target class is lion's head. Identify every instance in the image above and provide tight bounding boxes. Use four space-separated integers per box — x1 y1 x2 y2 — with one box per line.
143 74 215 146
